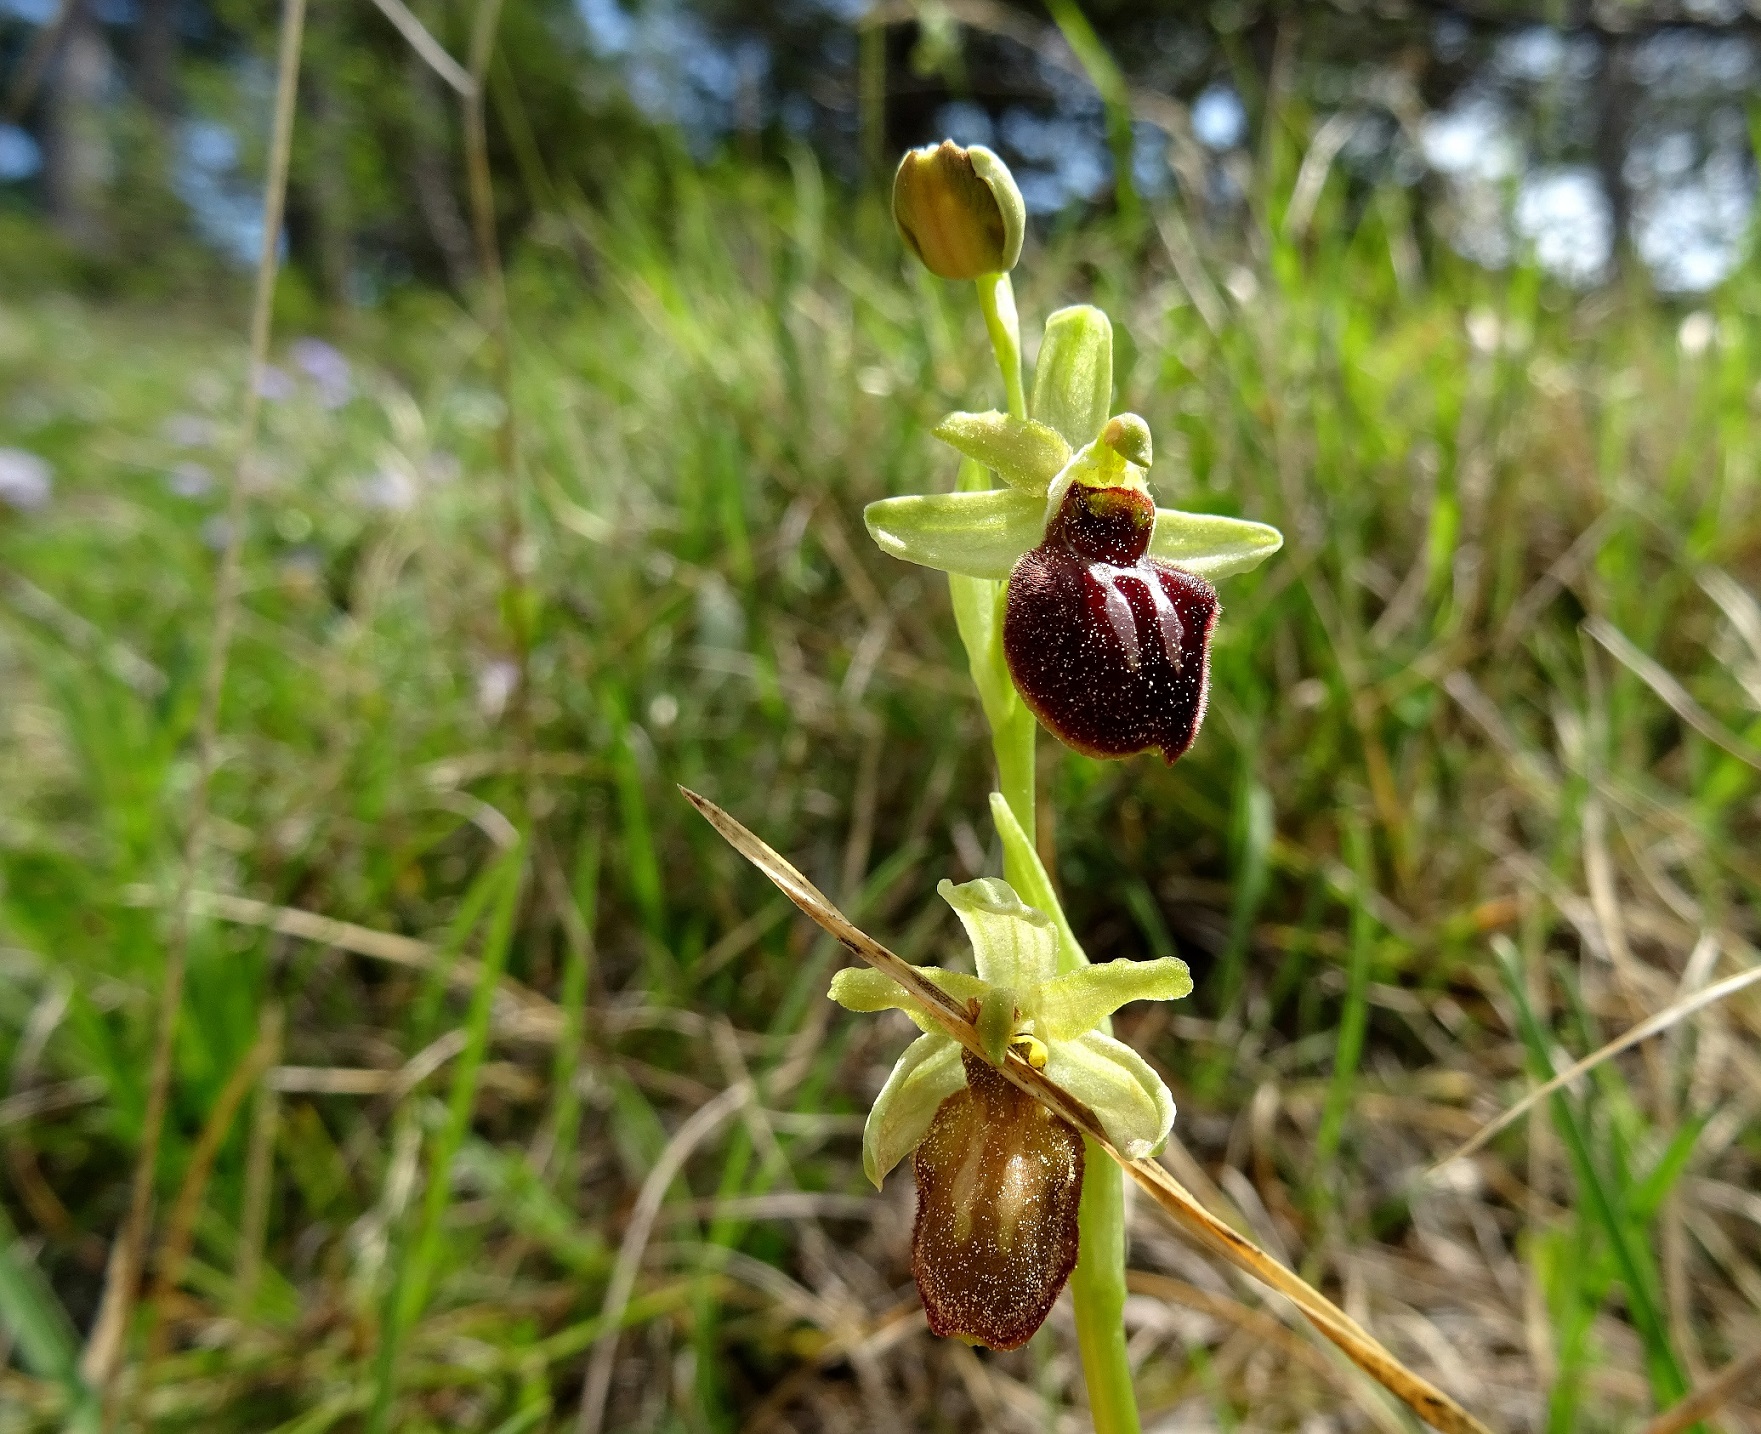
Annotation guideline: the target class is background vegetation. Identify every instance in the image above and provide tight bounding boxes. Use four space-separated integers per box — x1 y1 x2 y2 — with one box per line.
4 2 1761 1431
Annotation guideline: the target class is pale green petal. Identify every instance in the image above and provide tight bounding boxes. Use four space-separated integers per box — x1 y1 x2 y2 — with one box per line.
829 965 986 1033
1032 957 1193 1042
863 490 1044 579
937 877 1058 990
863 1033 965 1187
1043 1029 1174 1160
987 792 1088 974
932 411 1071 494
1150 509 1284 581
1031 305 1112 447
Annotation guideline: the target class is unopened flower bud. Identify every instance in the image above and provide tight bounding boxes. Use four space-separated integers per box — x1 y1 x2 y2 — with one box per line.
893 140 1025 281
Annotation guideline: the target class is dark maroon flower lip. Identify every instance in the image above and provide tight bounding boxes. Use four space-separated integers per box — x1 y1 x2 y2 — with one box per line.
1003 482 1219 764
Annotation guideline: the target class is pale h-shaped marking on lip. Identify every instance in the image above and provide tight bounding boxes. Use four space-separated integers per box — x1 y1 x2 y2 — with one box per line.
1087 562 1184 673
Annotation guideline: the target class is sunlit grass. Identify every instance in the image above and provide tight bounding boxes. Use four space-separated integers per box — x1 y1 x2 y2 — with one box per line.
1 151 1759 1430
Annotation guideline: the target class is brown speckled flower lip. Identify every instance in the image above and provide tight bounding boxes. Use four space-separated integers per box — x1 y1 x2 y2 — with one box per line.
1003 482 1219 764
911 1051 1084 1350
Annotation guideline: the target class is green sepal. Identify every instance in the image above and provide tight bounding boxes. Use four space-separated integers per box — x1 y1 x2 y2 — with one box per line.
862 1032 965 1187
1032 957 1193 1042
1150 509 1284 580
966 144 1026 273
864 488 1044 580
1042 1028 1175 1160
937 877 1058 990
828 965 987 1033
932 411 1072 494
987 792 1088 975
1031 305 1113 447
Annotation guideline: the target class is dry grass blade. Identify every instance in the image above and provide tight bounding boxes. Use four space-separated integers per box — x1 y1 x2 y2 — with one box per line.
1432 943 1761 1169
1638 1345 1761 1434
146 1008 281 1356
80 0 308 1405
574 1079 752 1434
364 0 473 96
1584 616 1761 771
679 787 1497 1434
1124 1270 1370 1408
127 886 560 1019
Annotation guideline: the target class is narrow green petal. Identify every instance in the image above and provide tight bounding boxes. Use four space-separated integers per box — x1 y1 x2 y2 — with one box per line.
1150 509 1284 580
863 1033 965 1187
863 490 1044 579
937 877 1058 990
829 965 986 1033
1031 305 1112 447
1043 1030 1175 1160
988 791 1088 973
932 411 1071 494
1032 957 1194 1042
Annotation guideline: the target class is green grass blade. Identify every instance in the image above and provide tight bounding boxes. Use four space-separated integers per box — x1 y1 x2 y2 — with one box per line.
1315 817 1375 1175
545 829 599 1189
0 1202 97 1431
369 842 525 1431
1493 942 1688 1405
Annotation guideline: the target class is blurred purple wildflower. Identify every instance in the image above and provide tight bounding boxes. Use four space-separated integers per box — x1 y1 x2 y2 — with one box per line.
0 448 52 511
163 412 217 447
291 338 353 409
359 465 417 512
255 365 295 402
168 461 214 498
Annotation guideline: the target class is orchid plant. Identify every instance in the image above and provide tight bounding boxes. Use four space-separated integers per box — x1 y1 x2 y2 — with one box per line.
686 138 1496 1434
813 139 1282 1429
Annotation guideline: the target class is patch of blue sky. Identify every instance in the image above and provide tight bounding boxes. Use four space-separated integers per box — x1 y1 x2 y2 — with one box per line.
0 0 57 25
0 124 41 182
1191 85 1244 151
935 101 993 150
1634 148 1754 293
174 119 273 268
1515 167 1611 287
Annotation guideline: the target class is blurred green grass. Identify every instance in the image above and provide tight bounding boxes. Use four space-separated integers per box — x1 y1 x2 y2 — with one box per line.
2 147 1760 1431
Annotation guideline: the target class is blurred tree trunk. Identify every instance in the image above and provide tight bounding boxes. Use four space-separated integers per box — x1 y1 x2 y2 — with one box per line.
136 0 178 126
43 0 112 251
1595 34 1634 272
407 48 475 291
308 63 354 304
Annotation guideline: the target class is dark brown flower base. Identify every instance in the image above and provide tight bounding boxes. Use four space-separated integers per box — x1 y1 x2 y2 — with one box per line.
911 1052 1084 1351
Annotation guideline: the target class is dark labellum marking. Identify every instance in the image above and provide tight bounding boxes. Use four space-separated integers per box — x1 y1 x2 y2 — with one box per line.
911 1051 1084 1351
1003 483 1219 763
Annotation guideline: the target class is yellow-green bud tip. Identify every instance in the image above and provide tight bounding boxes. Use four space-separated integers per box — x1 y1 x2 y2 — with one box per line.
892 140 1025 281
1101 413 1152 469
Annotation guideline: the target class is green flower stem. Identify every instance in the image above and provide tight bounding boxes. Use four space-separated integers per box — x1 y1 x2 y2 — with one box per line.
961 273 1140 1434
976 272 1026 420
989 703 1140 1434
1072 1154 1138 1434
